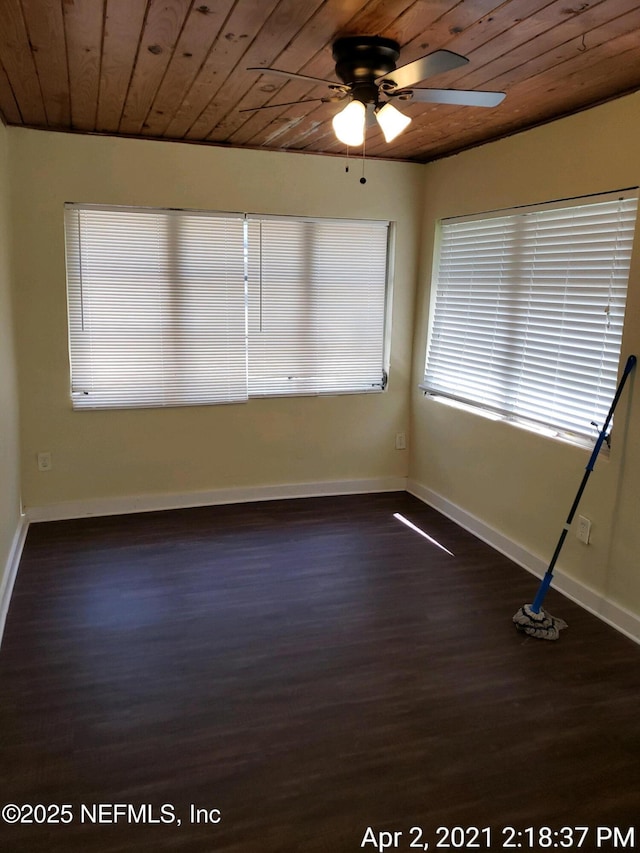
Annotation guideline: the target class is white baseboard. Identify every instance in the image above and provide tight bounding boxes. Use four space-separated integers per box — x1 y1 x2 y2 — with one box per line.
0 516 28 648
25 477 409 523
407 479 640 645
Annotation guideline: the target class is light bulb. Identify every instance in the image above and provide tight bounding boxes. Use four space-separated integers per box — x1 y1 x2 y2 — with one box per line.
375 102 412 143
332 100 366 147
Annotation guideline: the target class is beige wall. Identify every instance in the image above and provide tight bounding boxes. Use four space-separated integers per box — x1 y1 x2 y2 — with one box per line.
0 120 22 578
10 129 423 511
8 93 640 621
411 91 640 616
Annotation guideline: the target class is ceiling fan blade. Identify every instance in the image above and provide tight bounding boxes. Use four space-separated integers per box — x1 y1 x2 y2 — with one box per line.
377 49 468 91
239 98 330 113
247 66 348 92
397 88 506 107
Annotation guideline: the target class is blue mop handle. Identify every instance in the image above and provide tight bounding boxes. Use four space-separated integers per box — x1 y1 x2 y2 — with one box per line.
531 354 637 614
587 354 636 472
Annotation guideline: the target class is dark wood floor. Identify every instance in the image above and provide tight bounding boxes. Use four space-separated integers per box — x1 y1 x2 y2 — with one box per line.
1 492 639 852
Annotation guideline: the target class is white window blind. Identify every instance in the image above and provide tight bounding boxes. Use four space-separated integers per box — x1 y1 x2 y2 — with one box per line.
246 216 389 396
423 190 638 439
65 205 248 409
65 205 389 410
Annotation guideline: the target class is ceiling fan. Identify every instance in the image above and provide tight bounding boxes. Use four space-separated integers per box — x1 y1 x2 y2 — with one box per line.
247 36 505 146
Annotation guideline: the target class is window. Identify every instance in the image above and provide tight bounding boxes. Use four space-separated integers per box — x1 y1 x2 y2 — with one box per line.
64 204 389 410
246 216 389 397
422 190 638 441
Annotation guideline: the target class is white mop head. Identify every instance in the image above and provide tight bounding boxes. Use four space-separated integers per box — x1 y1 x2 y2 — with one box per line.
513 604 568 641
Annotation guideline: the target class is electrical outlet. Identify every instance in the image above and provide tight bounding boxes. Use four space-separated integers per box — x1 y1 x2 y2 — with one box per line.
37 452 52 472
395 432 407 450
576 515 591 544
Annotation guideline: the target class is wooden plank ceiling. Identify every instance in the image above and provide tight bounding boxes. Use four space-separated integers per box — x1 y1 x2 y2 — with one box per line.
1 0 640 162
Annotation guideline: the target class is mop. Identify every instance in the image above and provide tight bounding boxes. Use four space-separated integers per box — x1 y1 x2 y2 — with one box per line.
513 354 637 640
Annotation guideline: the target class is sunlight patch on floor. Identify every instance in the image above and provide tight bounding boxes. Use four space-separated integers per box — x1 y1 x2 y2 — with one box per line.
393 512 455 557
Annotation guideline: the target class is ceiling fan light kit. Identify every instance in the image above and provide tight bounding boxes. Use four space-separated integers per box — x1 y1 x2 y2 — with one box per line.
332 100 366 146
247 35 505 149
374 102 412 143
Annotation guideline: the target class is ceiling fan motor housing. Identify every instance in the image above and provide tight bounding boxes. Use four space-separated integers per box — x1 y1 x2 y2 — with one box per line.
332 36 400 105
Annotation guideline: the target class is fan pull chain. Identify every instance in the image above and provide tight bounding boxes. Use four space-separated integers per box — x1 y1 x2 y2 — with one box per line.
360 134 367 184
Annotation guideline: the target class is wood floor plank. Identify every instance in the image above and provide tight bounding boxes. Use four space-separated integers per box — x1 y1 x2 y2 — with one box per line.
1 493 639 851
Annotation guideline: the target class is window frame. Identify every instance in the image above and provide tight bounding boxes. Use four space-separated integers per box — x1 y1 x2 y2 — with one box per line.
245 212 392 399
421 188 639 445
64 203 392 411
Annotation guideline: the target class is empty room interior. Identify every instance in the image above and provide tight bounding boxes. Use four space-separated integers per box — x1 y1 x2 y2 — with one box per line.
1 2 640 851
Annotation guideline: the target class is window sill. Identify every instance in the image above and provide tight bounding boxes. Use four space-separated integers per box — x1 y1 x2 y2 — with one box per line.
421 389 608 457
